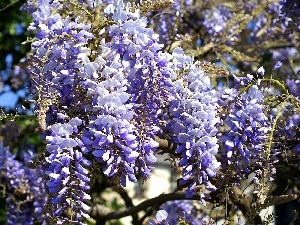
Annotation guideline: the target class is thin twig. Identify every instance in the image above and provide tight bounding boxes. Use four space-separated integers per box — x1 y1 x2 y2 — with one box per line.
0 0 20 12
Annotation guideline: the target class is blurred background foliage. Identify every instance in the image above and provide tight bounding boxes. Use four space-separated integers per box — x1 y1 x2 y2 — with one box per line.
0 0 32 113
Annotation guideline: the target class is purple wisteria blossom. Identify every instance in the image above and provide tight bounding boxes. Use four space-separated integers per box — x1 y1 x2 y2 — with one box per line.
286 79 300 97
166 47 220 198
149 200 215 225
220 85 271 181
2 0 299 224
77 0 174 186
78 0 114 9
280 0 300 32
27 0 94 223
149 210 169 225
275 79 300 155
273 61 283 71
159 200 212 224
149 0 197 45
202 6 231 38
0 142 46 225
45 119 91 224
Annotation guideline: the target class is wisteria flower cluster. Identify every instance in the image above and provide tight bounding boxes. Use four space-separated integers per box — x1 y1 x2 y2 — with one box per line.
155 200 213 225
220 83 271 181
0 142 46 224
22 0 220 223
22 0 223 222
79 0 174 185
166 48 220 198
1 0 300 224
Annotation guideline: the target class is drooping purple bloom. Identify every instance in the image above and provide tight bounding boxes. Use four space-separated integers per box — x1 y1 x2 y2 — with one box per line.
221 85 271 182
45 119 91 224
166 47 220 198
77 0 174 186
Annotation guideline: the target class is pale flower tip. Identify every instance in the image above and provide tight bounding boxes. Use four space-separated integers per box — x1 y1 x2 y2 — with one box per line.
273 61 282 71
156 210 168 222
257 66 265 77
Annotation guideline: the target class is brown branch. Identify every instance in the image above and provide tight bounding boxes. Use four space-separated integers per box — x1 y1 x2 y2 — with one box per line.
113 186 139 224
137 207 156 225
155 136 177 155
228 186 251 216
228 186 262 224
91 192 201 221
262 41 294 50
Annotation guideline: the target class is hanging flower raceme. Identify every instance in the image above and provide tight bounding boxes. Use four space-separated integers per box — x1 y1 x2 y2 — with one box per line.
27 0 95 223
166 47 220 198
273 79 300 155
220 85 271 181
78 0 174 186
45 118 91 224
79 49 141 186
